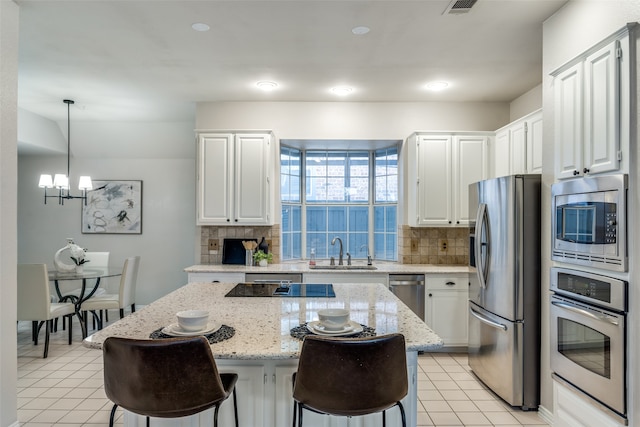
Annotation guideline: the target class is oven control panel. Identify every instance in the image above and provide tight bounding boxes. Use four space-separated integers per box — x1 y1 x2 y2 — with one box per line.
550 267 627 313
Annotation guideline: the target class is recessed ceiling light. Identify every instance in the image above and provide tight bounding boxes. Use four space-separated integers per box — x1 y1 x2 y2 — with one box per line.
331 86 353 96
256 81 279 91
425 81 450 91
191 22 210 32
351 26 370 35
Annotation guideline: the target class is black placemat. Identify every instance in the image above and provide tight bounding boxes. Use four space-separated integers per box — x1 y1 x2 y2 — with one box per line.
290 323 376 340
150 325 235 344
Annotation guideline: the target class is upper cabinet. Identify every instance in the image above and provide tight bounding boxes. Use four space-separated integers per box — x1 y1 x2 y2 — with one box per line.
552 24 636 180
492 109 543 178
197 132 275 225
406 132 489 227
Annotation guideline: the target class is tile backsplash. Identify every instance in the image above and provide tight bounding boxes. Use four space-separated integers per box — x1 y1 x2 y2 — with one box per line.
200 225 280 264
398 225 469 265
199 224 468 265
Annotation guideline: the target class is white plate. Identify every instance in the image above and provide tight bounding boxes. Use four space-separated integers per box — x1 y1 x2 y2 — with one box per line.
161 322 221 337
307 320 364 336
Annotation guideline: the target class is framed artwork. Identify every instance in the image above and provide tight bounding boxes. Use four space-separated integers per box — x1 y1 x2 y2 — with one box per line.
82 180 143 234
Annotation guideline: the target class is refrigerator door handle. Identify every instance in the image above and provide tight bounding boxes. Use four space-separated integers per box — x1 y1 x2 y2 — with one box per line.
474 203 489 289
469 306 507 331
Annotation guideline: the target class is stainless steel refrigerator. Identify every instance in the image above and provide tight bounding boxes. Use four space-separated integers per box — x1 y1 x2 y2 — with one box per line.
468 174 541 410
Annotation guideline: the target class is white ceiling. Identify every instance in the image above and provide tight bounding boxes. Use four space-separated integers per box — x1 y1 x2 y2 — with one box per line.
17 0 568 123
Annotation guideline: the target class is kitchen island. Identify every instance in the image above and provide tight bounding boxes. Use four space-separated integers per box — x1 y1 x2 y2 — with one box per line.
84 281 443 427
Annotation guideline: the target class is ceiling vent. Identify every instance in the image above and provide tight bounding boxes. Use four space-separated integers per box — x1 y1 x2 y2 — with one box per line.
443 0 478 14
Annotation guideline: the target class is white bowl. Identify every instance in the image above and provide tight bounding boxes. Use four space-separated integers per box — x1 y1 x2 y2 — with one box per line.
176 310 209 332
317 308 350 330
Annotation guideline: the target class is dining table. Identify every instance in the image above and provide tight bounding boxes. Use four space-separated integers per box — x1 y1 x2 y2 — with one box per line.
48 267 123 338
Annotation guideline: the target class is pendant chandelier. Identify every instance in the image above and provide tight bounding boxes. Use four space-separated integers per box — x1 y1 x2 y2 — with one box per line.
38 99 93 205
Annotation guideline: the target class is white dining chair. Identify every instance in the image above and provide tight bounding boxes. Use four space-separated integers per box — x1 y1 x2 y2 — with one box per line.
18 264 76 358
81 256 140 331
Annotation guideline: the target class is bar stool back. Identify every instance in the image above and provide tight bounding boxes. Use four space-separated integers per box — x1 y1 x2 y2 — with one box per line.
292 333 408 427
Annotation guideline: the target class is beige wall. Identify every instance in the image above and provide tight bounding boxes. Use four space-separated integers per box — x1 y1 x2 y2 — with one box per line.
196 101 511 138
1 1 19 426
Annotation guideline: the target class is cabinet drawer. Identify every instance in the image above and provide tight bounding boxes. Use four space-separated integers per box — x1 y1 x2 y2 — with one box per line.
187 272 244 283
425 274 468 290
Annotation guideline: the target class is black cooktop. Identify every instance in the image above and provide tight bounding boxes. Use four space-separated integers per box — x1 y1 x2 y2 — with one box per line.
225 283 335 298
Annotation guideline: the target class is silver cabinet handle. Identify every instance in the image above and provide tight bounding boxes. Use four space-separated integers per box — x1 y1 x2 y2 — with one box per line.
469 307 507 331
551 300 619 326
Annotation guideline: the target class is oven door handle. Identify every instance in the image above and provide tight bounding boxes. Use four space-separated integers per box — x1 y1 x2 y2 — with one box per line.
469 306 507 331
551 300 619 326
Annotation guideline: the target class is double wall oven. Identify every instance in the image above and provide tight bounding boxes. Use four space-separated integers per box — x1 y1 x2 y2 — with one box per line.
550 267 627 423
550 174 629 424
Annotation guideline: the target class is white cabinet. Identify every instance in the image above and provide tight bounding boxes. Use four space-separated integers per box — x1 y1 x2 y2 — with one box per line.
492 109 543 177
406 133 489 227
552 28 632 180
425 274 468 348
197 131 274 225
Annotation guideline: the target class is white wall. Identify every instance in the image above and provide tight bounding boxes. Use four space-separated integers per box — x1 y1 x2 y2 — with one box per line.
542 1 640 422
18 121 197 304
509 84 542 121
1 1 19 426
196 101 510 137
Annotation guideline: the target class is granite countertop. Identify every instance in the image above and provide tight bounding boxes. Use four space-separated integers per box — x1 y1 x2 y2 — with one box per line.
83 282 443 358
185 261 470 274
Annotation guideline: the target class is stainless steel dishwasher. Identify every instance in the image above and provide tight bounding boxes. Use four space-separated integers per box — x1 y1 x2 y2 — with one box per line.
388 274 425 321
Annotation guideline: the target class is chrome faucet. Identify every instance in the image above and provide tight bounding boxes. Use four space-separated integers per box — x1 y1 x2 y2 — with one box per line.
360 244 373 266
331 236 344 265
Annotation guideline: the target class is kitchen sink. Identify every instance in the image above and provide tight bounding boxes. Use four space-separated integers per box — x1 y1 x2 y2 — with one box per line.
309 265 377 270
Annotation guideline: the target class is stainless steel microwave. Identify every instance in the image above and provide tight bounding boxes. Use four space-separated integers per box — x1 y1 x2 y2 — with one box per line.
551 174 628 272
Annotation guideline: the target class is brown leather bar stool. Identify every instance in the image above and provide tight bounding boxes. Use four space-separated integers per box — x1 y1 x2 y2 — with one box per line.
292 333 408 427
103 336 238 427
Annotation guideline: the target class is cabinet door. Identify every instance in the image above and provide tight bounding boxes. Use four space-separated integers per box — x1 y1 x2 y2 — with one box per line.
416 135 452 226
493 130 511 178
583 40 620 175
198 134 233 224
426 289 468 347
235 133 272 224
554 63 584 179
510 124 526 174
526 111 543 174
216 364 266 427
453 136 487 226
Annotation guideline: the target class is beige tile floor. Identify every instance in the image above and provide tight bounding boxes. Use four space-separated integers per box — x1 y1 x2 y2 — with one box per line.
17 317 550 427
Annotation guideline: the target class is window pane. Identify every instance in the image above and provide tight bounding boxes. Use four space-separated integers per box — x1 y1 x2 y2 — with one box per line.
281 147 291 175
348 177 369 202
327 178 346 202
349 207 368 232
374 206 384 232
349 152 369 176
328 207 347 232
385 206 397 232
386 234 397 259
306 177 326 202
348 233 369 259
291 205 301 229
307 207 326 231
290 176 300 203
282 205 291 231
307 232 327 258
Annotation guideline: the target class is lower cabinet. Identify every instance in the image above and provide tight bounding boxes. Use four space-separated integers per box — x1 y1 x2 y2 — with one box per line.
425 274 468 348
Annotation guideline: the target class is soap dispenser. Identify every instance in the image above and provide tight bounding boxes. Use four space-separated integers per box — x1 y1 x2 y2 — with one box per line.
258 237 268 254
